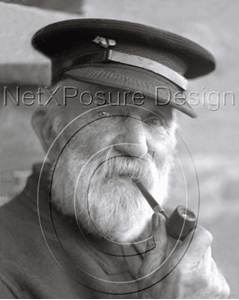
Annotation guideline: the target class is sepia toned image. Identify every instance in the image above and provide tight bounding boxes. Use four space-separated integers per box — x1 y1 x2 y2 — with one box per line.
0 0 238 298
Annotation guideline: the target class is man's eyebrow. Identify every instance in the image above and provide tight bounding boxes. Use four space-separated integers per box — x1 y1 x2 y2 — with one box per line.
143 101 175 128
146 98 173 116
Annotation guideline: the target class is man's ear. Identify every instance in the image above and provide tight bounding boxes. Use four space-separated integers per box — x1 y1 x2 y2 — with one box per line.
31 108 56 156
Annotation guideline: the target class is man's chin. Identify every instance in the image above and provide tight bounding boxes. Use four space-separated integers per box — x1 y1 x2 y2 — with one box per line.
88 210 153 244
111 216 152 243
81 180 153 243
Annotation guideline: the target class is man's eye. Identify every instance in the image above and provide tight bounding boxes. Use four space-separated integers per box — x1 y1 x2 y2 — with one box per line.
96 111 113 118
144 117 163 126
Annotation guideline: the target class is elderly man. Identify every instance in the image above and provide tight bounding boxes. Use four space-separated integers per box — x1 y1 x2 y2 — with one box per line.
0 19 229 298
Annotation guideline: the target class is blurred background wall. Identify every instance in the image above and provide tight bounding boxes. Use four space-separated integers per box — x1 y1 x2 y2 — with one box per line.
0 0 83 13
0 0 238 296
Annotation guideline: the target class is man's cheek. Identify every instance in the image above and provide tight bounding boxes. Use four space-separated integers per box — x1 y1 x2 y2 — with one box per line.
153 153 166 171
82 129 114 156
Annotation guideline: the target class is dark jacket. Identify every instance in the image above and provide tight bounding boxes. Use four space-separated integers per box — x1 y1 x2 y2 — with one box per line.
0 164 148 298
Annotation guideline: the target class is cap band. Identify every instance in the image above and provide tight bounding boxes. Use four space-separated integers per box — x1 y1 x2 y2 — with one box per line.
107 50 188 90
62 49 188 90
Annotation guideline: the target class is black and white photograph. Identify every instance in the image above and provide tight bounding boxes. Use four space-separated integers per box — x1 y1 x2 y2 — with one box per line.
0 0 238 298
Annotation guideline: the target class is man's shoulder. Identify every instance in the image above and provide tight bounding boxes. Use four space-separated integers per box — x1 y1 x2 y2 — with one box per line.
0 192 42 257
0 190 106 299
0 167 49 264
0 192 39 231
0 163 51 232
0 188 65 298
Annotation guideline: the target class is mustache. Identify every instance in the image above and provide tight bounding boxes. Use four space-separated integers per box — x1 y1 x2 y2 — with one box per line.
82 149 158 183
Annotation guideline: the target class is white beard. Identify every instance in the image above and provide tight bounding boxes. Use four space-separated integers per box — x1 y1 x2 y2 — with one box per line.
51 142 173 243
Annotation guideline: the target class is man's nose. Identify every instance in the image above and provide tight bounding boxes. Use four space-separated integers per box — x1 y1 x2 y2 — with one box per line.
113 118 148 158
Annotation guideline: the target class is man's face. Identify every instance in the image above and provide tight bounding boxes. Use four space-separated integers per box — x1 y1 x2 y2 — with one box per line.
49 79 177 242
